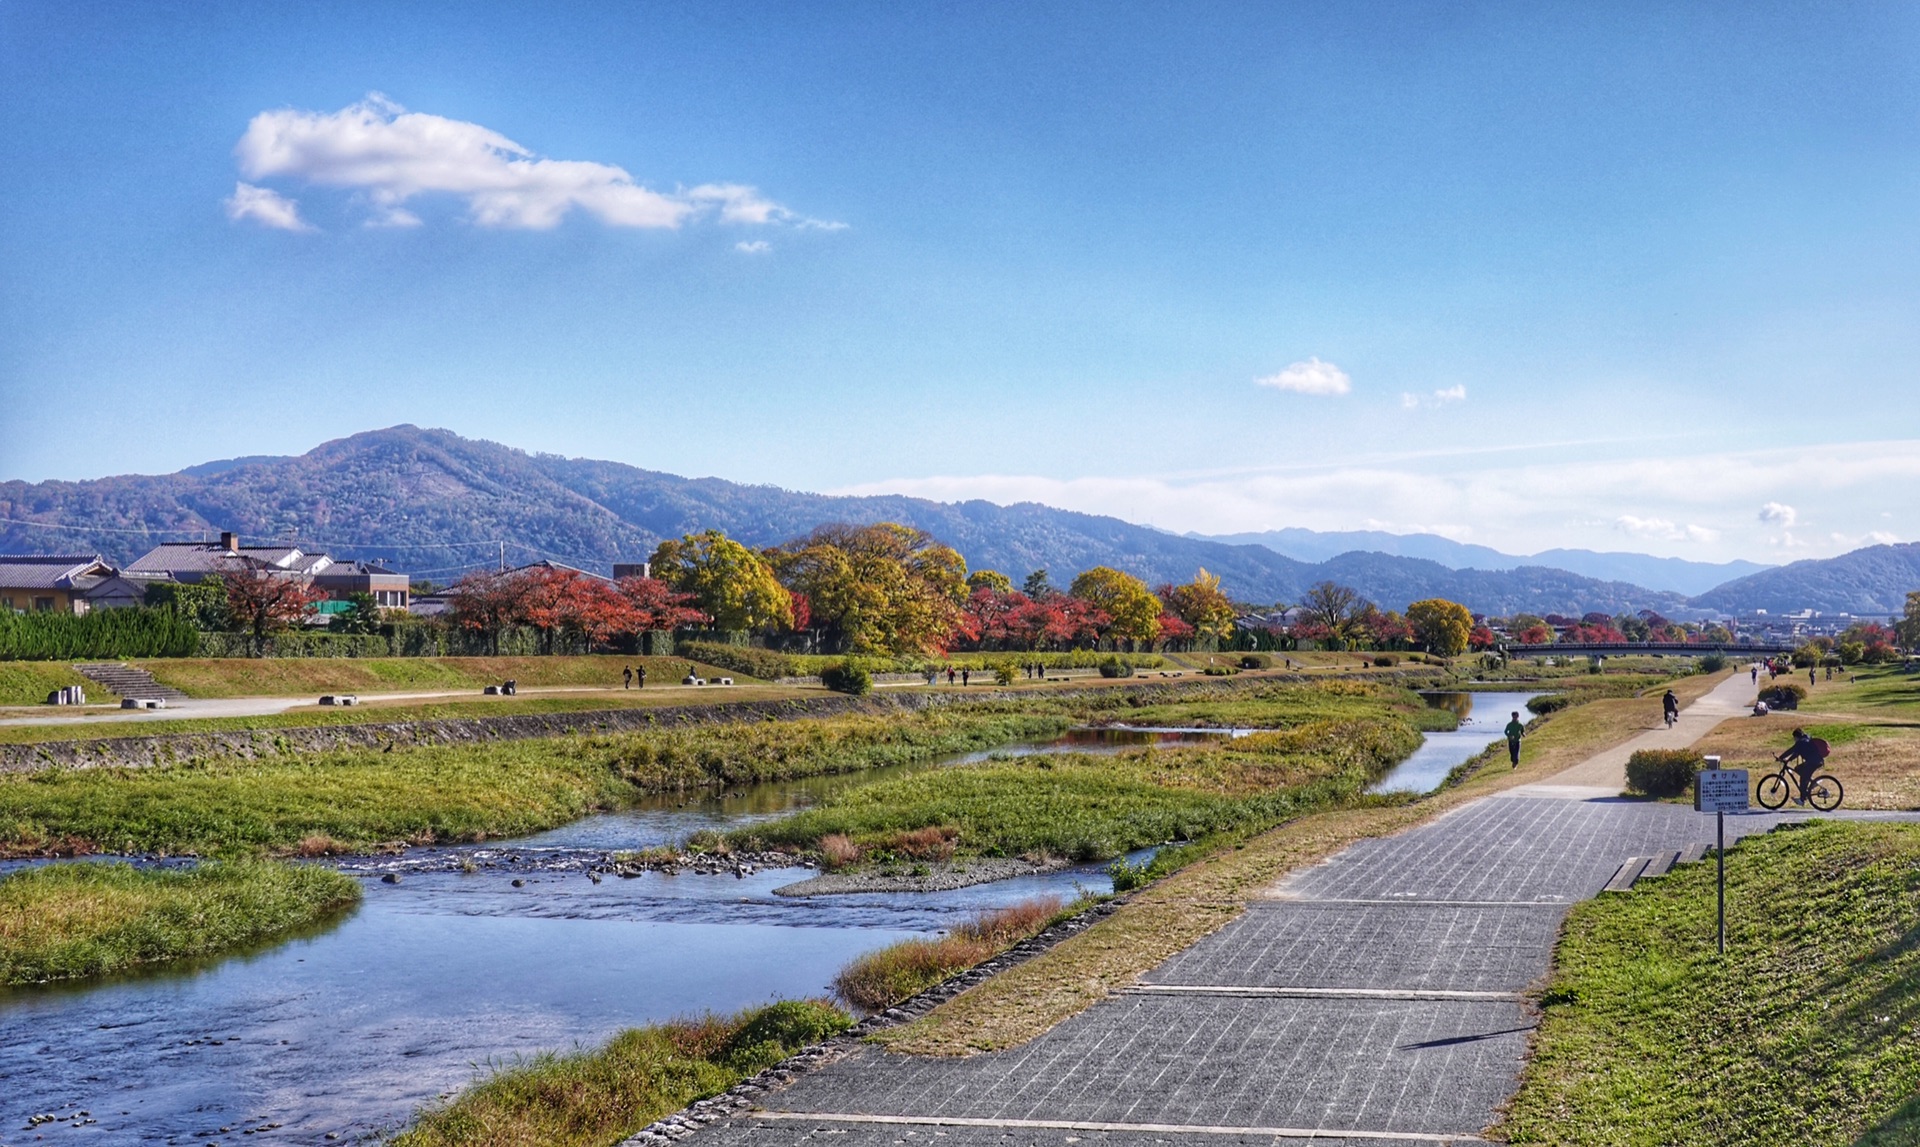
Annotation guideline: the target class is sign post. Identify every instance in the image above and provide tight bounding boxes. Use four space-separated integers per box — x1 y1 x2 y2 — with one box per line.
1693 757 1747 954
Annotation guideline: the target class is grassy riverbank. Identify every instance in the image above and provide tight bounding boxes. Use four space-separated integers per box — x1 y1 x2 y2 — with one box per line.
832 897 1074 1011
730 701 1424 865
1692 663 1920 809
1501 820 1920 1146
0 709 1069 856
0 859 359 984
0 662 120 707
394 1000 850 1147
135 654 741 698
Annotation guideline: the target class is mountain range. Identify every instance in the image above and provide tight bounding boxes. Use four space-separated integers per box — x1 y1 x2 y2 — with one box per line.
0 426 1911 618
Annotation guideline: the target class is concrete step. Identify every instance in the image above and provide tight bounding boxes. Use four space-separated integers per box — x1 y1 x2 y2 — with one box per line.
1676 842 1709 865
72 663 190 703
1639 851 1679 880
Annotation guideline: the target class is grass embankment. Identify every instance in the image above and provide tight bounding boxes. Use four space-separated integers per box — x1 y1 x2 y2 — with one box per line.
876 669 1720 1055
1501 820 1920 1146
394 1000 850 1147
134 654 749 698
0 662 119 707
0 709 1069 856
1693 664 1920 810
0 859 359 984
832 897 1071 1012
731 681 1427 866
1089 677 1459 732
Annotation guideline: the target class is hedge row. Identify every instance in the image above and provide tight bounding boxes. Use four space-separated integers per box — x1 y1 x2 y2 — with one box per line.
0 608 201 660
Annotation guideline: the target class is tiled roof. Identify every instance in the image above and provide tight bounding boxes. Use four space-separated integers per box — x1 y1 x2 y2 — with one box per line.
127 543 328 575
0 555 114 589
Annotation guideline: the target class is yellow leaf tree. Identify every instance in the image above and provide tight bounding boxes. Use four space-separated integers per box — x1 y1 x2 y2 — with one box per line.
1069 566 1163 648
769 523 967 655
648 530 793 632
1406 597 1473 658
1162 568 1239 641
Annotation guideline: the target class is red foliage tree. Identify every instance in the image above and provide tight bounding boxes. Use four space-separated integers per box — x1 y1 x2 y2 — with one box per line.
616 576 710 635
216 559 328 656
1469 624 1497 651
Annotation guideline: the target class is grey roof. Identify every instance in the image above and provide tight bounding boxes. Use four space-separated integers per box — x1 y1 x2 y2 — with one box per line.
127 542 333 576
0 554 115 590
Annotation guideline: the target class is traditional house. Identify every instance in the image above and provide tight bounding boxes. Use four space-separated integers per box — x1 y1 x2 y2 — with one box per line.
126 531 408 608
0 554 120 614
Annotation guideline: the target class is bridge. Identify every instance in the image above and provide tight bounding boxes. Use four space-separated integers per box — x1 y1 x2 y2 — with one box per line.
1500 640 1799 658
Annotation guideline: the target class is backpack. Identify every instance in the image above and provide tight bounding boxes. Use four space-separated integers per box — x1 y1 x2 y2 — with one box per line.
1808 737 1831 761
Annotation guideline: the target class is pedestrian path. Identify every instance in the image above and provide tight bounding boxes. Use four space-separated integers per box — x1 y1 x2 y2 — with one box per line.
671 672 1900 1147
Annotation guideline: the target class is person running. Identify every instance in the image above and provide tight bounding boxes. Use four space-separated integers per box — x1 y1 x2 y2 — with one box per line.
1504 711 1526 768
1662 689 1679 728
1776 728 1830 804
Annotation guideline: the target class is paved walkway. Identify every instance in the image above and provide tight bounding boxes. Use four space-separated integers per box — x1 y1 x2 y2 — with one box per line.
678 673 1912 1147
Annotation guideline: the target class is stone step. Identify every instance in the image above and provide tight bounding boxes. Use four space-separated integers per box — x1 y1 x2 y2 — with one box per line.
1676 842 1710 865
1602 856 1651 893
72 663 190 703
1639 851 1679 880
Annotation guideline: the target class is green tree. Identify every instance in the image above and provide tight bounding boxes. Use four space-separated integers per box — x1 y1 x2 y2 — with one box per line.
1069 567 1162 647
1022 569 1054 599
649 530 794 632
1897 591 1920 649
327 591 384 634
1406 598 1473 657
966 569 1014 594
143 579 229 631
1162 568 1238 641
769 523 967 655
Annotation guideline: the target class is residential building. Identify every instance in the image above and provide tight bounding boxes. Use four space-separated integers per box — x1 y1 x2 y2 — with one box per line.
0 554 121 614
127 531 408 608
312 560 410 608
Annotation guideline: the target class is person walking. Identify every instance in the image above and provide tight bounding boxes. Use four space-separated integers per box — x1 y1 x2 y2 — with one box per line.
1810 667 1817 687
635 665 646 689
623 665 633 690
1751 664 1759 684
1504 711 1526 768
947 666 956 685
961 668 970 687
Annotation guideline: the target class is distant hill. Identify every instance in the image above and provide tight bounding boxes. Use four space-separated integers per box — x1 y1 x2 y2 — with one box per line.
1689 543 1920 616
1199 527 1772 596
0 424 1728 617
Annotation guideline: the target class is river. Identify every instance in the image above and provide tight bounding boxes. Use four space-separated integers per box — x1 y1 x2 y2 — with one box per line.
0 715 1525 1144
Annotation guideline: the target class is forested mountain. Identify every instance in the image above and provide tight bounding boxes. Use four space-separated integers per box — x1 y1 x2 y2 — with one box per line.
1199 527 1772 595
0 423 1846 617
1689 543 1920 615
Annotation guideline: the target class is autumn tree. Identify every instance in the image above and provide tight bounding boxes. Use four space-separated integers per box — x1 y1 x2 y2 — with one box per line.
1069 566 1162 648
616 576 710 635
769 523 968 655
450 568 530 654
1301 581 1362 647
1160 568 1238 642
1406 598 1473 658
650 530 794 632
217 559 327 656
966 569 1014 594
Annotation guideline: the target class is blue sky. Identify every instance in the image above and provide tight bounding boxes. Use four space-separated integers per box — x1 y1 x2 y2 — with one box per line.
4 2 1918 561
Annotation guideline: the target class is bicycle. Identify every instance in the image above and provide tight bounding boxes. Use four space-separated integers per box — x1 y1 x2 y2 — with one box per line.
1754 764 1844 811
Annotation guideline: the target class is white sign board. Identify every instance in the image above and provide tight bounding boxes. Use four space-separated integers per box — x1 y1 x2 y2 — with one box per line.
1695 768 1750 813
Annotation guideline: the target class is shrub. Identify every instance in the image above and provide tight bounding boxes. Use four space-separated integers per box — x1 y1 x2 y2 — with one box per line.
1098 657 1134 678
0 607 200 661
1758 682 1806 710
1528 694 1574 714
1697 653 1728 672
1373 655 1397 668
1202 665 1238 676
718 999 849 1070
1239 654 1272 670
994 664 1017 685
1107 856 1152 892
880 825 958 861
1626 748 1706 797
819 661 872 695
817 834 861 870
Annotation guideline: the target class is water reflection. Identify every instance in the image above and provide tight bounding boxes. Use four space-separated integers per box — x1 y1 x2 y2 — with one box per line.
1366 690 1543 795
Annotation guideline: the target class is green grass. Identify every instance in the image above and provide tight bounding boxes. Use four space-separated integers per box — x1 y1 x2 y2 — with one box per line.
0 859 360 984
831 896 1074 1012
137 654 753 698
729 708 1423 863
1501 820 1920 1146
0 709 1068 856
0 662 118 707
1072 677 1451 731
393 1000 851 1147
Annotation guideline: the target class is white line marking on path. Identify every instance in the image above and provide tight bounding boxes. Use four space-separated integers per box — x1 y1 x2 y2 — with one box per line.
751 1111 1487 1142
1126 985 1524 1002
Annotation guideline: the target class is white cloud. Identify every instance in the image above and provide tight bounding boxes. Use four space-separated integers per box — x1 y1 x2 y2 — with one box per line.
1613 516 1717 543
230 94 842 233
1256 357 1351 396
1402 384 1468 409
223 182 312 231
734 240 772 254
1758 501 1797 526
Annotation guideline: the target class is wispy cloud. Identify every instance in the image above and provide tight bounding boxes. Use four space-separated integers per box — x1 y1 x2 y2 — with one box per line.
1614 515 1718 543
229 94 843 233
1758 501 1797 526
223 182 312 231
1401 384 1468 409
734 240 772 254
1255 357 1350 396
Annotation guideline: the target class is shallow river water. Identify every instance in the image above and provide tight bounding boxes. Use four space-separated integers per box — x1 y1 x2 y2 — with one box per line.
0 718 1515 1144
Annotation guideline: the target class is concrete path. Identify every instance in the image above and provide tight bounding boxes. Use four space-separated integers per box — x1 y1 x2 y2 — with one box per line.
1500 669 1758 799
674 672 1911 1147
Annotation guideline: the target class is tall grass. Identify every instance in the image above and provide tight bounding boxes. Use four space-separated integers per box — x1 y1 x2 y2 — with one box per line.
833 897 1067 1012
0 859 360 984
394 1000 850 1147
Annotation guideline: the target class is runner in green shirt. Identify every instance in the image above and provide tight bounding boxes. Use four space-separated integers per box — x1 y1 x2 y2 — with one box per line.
1504 711 1526 768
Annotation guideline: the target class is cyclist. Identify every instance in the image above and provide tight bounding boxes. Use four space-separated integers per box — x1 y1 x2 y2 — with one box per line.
1776 728 1830 805
1661 689 1679 728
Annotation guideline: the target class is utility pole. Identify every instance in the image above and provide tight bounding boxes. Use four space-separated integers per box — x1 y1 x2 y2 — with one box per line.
498 541 505 573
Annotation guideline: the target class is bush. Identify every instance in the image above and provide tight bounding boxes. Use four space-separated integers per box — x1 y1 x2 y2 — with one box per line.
1239 654 1272 670
1626 748 1706 797
1098 657 1134 678
677 642 800 681
718 1000 849 1070
0 607 200 661
1697 653 1728 672
1528 694 1574 714
1373 655 1397 667
994 664 1017 685
1759 682 1807 710
818 661 872 696
1107 856 1152 892
1202 665 1238 676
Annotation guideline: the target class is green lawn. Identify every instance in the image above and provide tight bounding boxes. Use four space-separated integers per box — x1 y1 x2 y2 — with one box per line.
0 859 359 984
0 662 118 707
1501 819 1920 1146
